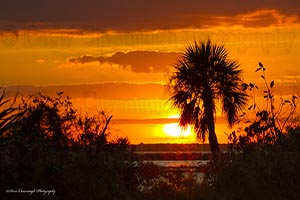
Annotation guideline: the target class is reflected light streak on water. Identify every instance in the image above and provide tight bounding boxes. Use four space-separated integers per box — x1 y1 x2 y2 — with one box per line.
144 160 209 167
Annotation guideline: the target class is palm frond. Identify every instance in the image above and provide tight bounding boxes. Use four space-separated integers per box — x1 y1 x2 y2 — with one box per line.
194 113 208 142
222 90 248 127
178 99 197 127
169 91 190 109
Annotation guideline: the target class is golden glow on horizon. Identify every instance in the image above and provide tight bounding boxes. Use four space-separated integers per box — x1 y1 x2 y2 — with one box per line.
163 123 193 138
167 114 180 119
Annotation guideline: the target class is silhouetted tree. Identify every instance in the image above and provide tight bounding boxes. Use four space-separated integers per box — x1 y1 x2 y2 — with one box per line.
168 39 247 158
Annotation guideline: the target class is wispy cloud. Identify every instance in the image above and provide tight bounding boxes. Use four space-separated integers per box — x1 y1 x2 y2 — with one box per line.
35 59 46 63
281 75 300 84
59 60 127 73
230 9 300 27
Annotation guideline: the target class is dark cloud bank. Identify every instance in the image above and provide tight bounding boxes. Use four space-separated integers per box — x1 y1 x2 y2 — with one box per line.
0 0 299 32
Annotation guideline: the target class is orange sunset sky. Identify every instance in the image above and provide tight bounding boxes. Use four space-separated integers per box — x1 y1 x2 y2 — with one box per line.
1 0 300 144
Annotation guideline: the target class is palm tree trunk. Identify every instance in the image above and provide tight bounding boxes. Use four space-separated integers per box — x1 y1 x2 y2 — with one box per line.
203 88 221 159
206 104 221 159
208 117 221 160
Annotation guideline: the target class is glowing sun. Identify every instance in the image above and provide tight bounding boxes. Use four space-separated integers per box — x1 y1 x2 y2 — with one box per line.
163 123 193 138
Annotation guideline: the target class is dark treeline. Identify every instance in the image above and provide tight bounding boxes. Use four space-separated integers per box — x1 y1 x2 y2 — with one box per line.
131 143 227 152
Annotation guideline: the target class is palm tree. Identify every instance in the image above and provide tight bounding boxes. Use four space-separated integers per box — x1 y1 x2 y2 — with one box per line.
167 40 247 158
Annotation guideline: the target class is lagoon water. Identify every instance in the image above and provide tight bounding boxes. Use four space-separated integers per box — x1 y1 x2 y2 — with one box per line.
145 160 209 167
141 157 207 184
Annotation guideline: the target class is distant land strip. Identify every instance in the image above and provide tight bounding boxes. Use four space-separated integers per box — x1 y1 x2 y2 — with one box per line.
130 143 228 152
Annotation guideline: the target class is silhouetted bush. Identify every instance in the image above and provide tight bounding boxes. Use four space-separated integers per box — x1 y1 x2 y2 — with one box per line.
0 92 142 199
206 130 300 200
228 63 299 153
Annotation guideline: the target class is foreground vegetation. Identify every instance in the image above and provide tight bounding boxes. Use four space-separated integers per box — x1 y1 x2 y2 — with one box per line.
0 90 207 199
1 63 300 199
205 63 300 200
